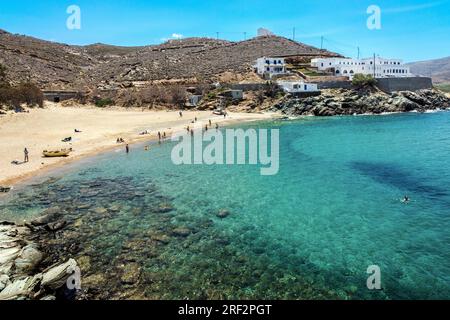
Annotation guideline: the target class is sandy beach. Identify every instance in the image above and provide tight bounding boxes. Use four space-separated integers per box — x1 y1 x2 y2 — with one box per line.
0 103 277 186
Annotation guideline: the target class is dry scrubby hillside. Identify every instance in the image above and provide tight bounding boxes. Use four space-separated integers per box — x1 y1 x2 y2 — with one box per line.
0 29 335 90
408 56 450 84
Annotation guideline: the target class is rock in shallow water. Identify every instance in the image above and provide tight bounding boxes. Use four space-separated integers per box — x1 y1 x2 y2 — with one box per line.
45 220 67 232
155 203 174 213
14 244 43 274
41 258 78 291
149 232 171 244
31 207 62 226
216 209 230 219
171 227 191 237
0 274 10 291
82 273 107 289
0 274 42 300
120 262 141 285
93 207 108 215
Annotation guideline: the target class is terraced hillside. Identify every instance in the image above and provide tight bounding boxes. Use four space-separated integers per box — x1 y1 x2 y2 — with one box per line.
0 29 338 90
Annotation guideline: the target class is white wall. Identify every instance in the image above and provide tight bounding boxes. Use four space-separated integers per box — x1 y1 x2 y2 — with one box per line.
278 81 319 93
311 57 411 79
255 57 286 76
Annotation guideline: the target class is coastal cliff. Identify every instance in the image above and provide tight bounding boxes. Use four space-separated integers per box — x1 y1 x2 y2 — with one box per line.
271 89 450 116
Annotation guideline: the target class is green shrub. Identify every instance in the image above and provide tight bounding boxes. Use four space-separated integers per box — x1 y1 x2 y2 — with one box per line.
16 82 44 107
264 81 282 98
206 92 217 100
95 98 114 108
435 83 450 93
0 82 43 108
0 63 6 84
352 74 377 87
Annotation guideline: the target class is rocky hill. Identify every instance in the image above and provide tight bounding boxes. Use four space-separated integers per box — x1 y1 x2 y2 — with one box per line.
0 29 337 90
272 89 450 116
408 56 450 84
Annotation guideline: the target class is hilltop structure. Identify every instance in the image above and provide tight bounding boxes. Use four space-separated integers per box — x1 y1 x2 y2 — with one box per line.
257 28 275 37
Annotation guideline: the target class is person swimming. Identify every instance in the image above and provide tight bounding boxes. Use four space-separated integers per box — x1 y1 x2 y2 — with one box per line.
402 195 410 203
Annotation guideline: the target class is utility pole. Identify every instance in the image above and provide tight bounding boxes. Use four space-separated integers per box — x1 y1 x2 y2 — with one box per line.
357 47 360 59
243 32 247 40
373 53 376 78
293 27 296 41
216 32 219 40
320 36 324 50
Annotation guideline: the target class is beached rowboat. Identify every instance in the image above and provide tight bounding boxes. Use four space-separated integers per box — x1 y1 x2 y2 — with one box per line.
42 148 72 157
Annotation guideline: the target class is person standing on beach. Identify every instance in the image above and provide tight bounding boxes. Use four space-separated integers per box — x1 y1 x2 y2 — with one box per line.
158 132 162 141
209 119 212 126
179 111 183 118
24 148 29 163
126 144 130 154
216 123 219 130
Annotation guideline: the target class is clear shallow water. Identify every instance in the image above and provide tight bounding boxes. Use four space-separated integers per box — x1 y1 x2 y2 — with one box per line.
1 111 450 299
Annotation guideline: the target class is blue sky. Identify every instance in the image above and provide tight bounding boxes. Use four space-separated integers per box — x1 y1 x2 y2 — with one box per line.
0 0 449 62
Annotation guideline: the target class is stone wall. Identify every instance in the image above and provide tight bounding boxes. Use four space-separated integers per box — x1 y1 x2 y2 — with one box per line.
42 91 81 102
317 81 353 90
221 83 268 92
375 77 433 93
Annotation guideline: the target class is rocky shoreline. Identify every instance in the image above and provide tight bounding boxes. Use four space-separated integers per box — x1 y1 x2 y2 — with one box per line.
271 89 450 116
0 219 78 300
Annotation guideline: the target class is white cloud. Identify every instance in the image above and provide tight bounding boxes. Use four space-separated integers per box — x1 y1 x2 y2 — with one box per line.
161 33 184 42
171 33 183 39
383 0 447 13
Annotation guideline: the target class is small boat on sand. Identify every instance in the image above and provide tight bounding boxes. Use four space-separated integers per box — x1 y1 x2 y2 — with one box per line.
213 109 226 116
0 186 12 193
42 148 72 157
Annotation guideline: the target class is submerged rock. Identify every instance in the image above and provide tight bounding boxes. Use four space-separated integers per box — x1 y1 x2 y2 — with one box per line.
76 203 91 210
120 262 141 285
150 233 171 244
217 209 230 219
93 207 108 215
77 256 91 273
108 204 121 212
31 207 62 226
155 203 174 213
82 273 107 288
172 227 191 237
45 220 67 232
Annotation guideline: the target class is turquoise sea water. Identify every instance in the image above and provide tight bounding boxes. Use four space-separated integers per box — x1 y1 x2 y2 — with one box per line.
1 111 450 299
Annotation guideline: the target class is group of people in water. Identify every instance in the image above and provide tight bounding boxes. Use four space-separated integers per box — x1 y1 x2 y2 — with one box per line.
122 113 222 154
186 117 220 136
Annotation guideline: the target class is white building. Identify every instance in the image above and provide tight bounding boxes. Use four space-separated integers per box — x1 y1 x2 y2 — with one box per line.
311 57 411 79
254 57 287 78
188 95 202 106
277 81 319 93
